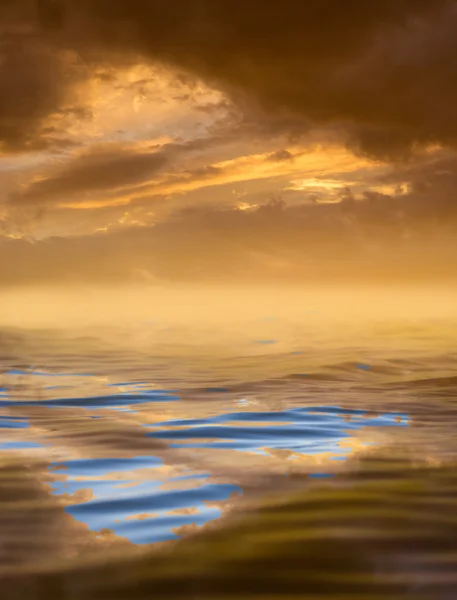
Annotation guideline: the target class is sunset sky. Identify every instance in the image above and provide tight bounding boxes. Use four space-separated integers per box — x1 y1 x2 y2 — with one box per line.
2 1 457 285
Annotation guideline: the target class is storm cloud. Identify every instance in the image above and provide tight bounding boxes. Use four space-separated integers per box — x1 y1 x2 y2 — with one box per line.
0 1 450 157
2 0 457 285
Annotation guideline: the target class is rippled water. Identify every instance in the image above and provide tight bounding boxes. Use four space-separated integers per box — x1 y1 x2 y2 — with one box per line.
1 287 457 598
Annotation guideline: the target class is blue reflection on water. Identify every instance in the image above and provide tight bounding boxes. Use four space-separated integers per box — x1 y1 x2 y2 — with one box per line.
48 405 408 545
4 370 95 378
0 416 29 429
50 456 163 477
0 441 43 450
0 414 44 450
49 456 241 544
0 416 39 449
146 406 408 455
0 372 180 410
1 368 410 547
0 391 179 409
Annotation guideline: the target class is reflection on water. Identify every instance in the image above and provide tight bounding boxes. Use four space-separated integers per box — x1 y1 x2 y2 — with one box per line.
49 455 241 544
1 290 457 598
0 365 409 547
147 406 408 453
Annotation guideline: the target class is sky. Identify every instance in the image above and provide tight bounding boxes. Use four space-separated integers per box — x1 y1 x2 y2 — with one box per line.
2 0 457 286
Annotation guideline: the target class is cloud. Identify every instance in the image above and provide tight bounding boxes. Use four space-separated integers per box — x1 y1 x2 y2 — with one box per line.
3 1 457 159
0 5 91 153
3 178 457 287
10 137 374 212
7 134 232 207
4 0 457 257
15 144 170 203
26 0 457 159
267 150 294 163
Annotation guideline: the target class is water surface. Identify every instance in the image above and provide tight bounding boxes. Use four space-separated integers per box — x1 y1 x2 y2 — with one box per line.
1 286 457 598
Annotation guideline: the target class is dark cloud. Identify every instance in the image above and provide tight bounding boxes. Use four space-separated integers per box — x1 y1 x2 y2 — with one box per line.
178 165 222 180
39 0 457 159
0 4 89 153
2 1 457 158
267 150 294 163
9 134 240 206
14 145 170 203
10 128 297 207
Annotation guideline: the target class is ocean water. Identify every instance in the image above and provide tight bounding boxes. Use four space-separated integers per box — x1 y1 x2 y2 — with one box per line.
1 285 457 599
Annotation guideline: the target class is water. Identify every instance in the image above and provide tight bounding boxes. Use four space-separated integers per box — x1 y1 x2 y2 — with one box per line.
1 285 457 598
